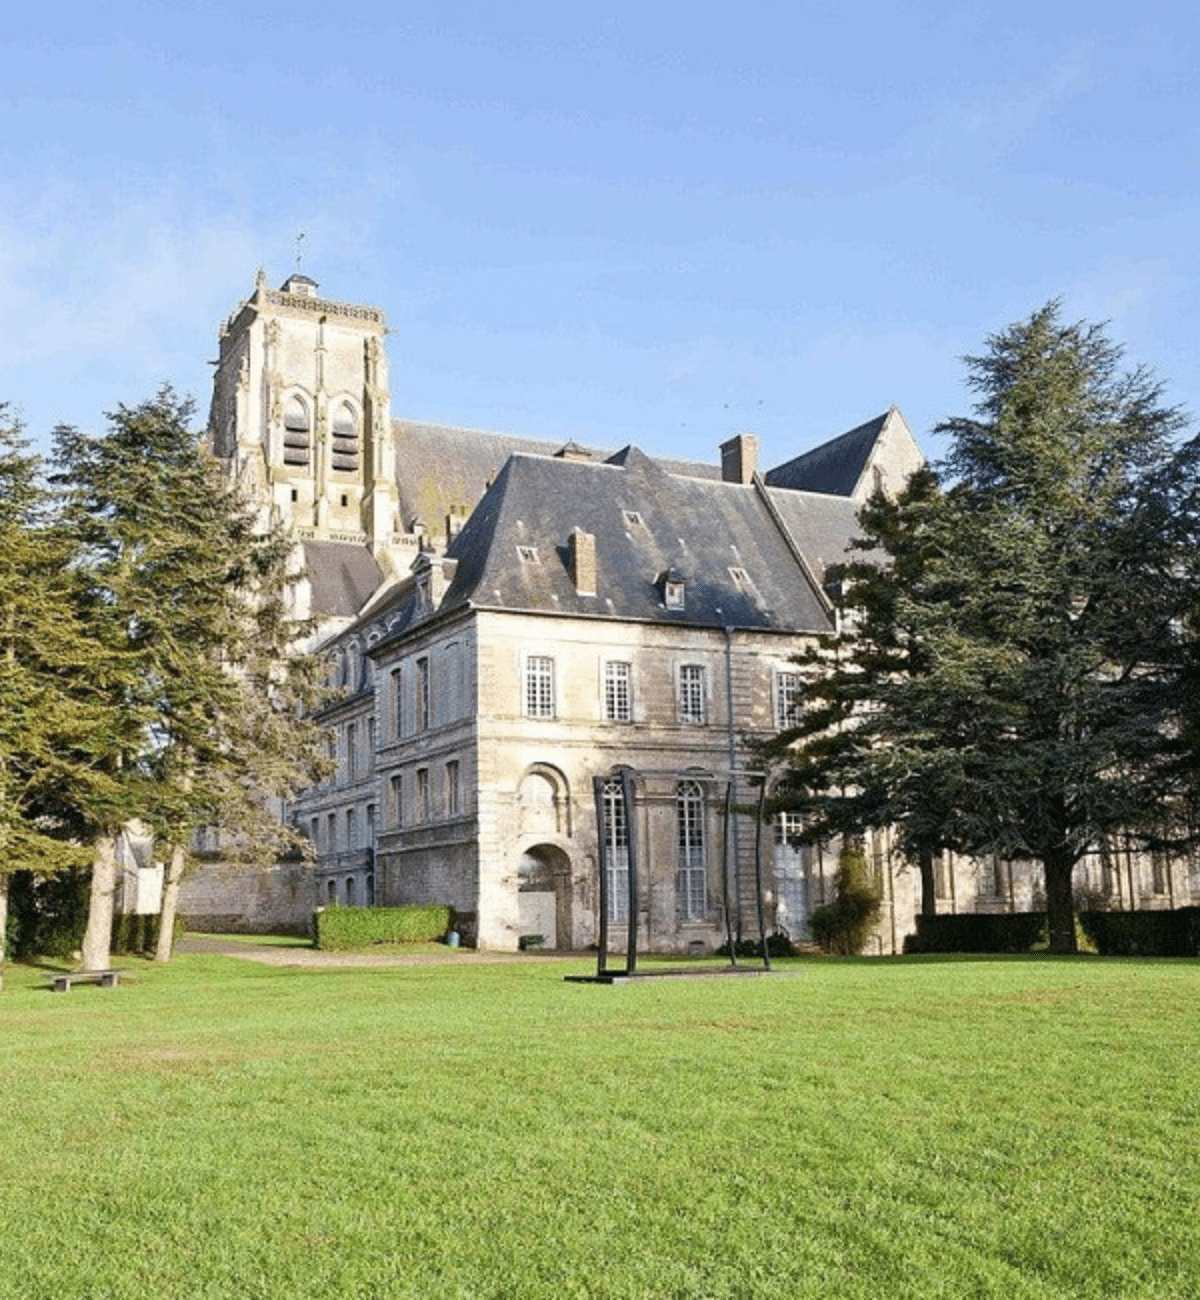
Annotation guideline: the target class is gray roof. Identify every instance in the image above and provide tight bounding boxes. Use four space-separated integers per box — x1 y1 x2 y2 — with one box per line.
764 412 890 496
434 445 850 634
391 419 717 536
302 540 384 617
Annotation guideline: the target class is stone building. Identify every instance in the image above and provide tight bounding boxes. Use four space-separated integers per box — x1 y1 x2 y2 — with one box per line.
184 272 1199 947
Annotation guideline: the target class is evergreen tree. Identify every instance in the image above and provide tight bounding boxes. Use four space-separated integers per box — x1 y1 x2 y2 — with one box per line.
0 405 120 988
53 388 328 970
766 304 1199 952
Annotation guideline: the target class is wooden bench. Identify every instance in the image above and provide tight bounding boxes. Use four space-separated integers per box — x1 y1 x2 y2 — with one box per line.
49 970 120 992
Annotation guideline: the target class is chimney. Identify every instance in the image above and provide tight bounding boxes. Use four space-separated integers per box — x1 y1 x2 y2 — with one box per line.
720 433 758 484
569 528 597 596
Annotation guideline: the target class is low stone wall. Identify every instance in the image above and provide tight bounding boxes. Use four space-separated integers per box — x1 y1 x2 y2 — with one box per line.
178 860 315 936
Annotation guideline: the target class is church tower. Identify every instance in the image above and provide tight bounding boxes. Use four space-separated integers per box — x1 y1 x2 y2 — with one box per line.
209 270 399 556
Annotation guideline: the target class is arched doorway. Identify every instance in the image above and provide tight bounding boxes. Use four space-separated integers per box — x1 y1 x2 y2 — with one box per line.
518 843 572 949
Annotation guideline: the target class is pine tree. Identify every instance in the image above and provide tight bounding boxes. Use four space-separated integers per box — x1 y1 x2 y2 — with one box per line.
53 388 328 970
766 304 1199 952
0 405 121 988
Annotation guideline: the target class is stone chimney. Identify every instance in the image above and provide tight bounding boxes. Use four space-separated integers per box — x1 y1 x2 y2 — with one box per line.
720 433 759 484
569 528 597 596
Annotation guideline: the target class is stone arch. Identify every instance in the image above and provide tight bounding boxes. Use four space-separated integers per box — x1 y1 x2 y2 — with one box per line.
516 763 571 838
517 842 573 950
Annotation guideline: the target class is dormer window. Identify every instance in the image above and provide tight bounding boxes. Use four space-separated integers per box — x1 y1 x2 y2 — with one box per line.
659 567 686 610
331 402 359 473
282 395 311 466
517 546 540 563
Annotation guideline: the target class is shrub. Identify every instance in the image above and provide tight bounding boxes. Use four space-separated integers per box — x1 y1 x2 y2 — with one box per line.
903 912 1047 954
808 843 881 955
5 869 92 960
716 932 796 959
314 904 453 951
110 912 186 956
1078 908 1200 957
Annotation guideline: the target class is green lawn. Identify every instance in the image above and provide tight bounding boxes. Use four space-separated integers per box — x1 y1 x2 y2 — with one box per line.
1 952 1197 1299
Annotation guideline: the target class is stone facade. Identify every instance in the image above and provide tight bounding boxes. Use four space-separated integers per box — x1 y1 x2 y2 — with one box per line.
202 273 1200 948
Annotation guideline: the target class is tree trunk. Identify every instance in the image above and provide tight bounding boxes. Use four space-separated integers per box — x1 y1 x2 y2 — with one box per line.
918 844 937 918
1043 849 1078 954
0 873 8 993
155 842 186 963
80 831 118 971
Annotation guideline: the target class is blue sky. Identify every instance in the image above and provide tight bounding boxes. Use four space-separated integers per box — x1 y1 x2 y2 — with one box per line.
2 1 1197 472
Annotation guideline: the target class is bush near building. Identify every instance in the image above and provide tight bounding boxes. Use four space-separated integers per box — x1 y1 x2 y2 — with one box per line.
314 904 453 951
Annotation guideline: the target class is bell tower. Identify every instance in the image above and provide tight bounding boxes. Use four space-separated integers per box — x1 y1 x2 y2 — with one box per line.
209 270 399 556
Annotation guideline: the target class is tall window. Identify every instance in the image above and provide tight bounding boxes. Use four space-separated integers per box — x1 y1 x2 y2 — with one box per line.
346 807 358 851
365 717 376 770
524 655 555 718
446 760 461 817
392 667 404 738
282 395 311 466
416 657 431 731
366 804 376 846
331 402 359 473
679 664 706 724
602 779 630 922
327 812 337 853
604 661 632 722
676 781 706 920
390 773 403 828
775 671 802 730
346 722 357 781
416 768 430 823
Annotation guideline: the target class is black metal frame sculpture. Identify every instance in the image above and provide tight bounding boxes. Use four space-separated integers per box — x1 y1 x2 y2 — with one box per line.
567 766 772 983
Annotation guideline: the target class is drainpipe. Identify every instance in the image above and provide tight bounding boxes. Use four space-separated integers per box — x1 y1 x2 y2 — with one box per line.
723 625 743 940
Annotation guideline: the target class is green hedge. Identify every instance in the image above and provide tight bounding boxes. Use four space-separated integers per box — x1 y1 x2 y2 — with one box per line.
111 912 186 956
1078 908 1200 957
5 869 92 960
904 912 1047 954
314 904 453 951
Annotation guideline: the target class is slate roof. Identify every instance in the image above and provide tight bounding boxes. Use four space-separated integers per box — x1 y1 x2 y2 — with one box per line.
764 411 891 496
391 419 718 534
301 540 384 618
433 445 856 634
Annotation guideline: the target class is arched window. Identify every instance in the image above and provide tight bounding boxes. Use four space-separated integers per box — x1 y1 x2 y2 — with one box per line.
283 395 311 466
331 402 359 473
676 781 706 920
345 876 356 905
326 879 337 903
602 779 630 922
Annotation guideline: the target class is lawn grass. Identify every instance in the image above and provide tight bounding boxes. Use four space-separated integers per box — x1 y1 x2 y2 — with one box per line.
1 952 1197 1299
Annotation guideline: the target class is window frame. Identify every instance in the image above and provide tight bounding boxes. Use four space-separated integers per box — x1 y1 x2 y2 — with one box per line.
523 654 555 719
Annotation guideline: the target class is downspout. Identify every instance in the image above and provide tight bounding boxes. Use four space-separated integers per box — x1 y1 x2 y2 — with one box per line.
723 625 743 940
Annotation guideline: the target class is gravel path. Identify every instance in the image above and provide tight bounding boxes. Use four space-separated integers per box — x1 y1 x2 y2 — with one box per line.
177 935 576 968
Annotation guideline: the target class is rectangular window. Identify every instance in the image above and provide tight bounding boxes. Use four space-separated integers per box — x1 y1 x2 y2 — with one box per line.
346 722 357 781
391 774 403 828
524 655 555 718
445 760 460 817
602 779 630 922
679 664 706 724
604 661 632 722
346 807 358 851
775 671 802 730
365 717 376 770
416 768 430 823
676 781 707 920
391 667 403 738
327 812 337 853
416 657 431 731
310 817 320 852
366 804 376 845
